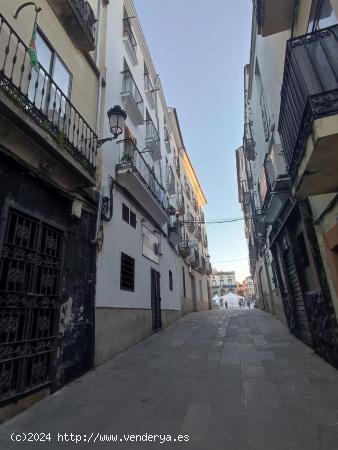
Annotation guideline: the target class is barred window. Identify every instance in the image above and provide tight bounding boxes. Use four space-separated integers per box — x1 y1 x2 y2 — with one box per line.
120 252 135 291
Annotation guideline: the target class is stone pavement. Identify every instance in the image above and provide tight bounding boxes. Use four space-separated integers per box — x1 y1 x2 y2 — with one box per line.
1 309 338 450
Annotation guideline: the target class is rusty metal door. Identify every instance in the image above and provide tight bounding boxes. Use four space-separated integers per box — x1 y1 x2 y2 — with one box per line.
0 207 64 403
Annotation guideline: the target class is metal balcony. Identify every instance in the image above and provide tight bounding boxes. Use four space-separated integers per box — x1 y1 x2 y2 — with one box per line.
190 249 200 268
166 166 175 195
164 126 171 153
279 25 338 196
144 73 156 109
0 14 97 181
116 139 169 225
123 18 138 66
121 70 144 126
168 217 182 245
178 240 190 258
48 0 96 52
145 118 161 161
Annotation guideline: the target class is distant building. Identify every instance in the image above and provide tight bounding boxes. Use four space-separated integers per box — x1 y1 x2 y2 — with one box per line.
243 276 255 299
211 271 236 295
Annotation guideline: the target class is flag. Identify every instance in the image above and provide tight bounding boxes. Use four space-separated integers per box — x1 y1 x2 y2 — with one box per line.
28 26 38 71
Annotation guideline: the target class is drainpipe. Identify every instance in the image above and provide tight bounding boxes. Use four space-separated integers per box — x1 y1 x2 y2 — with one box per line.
92 0 103 245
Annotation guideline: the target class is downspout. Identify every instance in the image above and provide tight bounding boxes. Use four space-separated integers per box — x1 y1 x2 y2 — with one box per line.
92 0 104 245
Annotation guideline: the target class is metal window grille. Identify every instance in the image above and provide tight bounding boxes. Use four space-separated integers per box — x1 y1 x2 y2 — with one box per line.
120 252 135 291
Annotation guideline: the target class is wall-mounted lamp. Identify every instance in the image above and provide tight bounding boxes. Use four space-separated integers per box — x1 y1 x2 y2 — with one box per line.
97 105 127 148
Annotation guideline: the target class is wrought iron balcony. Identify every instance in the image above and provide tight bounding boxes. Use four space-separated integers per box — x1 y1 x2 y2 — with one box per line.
116 139 169 224
123 18 137 66
279 25 338 196
185 183 191 199
186 215 195 233
0 14 97 177
168 217 182 245
178 239 190 258
121 70 144 126
190 248 200 268
145 118 161 161
166 165 175 195
243 122 256 161
164 126 171 153
144 73 156 109
174 156 180 177
176 193 185 215
205 261 212 275
48 0 96 52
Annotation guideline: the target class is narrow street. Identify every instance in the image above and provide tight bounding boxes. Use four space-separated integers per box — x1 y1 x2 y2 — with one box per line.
1 309 338 450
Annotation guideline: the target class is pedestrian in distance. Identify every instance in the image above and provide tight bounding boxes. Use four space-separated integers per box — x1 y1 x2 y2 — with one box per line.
247 300 251 309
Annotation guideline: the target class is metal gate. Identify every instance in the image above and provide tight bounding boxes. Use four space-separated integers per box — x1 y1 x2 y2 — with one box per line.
151 269 161 331
0 207 64 403
282 233 312 345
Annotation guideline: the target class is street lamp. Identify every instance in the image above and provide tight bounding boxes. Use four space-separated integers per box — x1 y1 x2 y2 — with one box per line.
97 105 127 148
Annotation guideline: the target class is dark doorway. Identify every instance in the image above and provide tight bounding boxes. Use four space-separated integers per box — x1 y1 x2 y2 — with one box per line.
151 268 161 331
191 275 197 312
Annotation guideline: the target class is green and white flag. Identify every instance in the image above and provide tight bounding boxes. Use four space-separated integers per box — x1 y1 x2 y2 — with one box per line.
28 26 38 71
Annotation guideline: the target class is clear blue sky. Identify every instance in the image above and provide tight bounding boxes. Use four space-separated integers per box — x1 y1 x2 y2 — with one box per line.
134 0 252 281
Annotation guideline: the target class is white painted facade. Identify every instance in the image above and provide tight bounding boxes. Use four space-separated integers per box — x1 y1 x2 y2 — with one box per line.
94 0 211 363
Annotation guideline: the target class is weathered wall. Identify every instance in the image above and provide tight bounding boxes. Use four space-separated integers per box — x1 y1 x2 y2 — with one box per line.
0 151 97 390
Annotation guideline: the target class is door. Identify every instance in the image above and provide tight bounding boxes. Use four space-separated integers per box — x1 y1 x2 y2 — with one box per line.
282 233 312 345
191 275 197 312
151 268 161 331
0 207 64 403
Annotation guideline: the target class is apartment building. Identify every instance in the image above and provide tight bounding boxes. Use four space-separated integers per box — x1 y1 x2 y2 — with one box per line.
94 0 211 365
237 0 338 367
0 0 106 417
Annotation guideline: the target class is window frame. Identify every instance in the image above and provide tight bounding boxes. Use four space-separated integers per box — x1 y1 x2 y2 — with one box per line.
120 252 135 292
36 27 73 99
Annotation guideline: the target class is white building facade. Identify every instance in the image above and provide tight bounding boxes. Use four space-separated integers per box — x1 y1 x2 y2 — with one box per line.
95 0 211 365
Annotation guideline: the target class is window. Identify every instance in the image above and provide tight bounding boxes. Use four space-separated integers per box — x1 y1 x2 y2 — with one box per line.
308 0 338 32
122 203 136 228
29 30 72 115
169 270 173 291
130 211 136 228
120 252 135 291
122 203 129 223
142 225 159 263
182 267 186 298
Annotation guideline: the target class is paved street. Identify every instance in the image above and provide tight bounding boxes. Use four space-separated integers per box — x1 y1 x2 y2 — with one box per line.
1 309 338 449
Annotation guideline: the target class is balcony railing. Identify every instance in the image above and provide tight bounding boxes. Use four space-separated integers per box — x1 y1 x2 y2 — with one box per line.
279 24 338 178
144 73 156 108
123 18 137 64
168 217 183 245
185 183 191 199
145 118 161 160
176 193 185 215
174 156 180 176
190 249 200 268
121 70 144 121
0 14 97 175
47 0 96 52
116 139 169 212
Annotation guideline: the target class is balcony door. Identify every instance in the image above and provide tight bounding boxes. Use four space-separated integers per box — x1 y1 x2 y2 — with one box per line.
28 30 71 129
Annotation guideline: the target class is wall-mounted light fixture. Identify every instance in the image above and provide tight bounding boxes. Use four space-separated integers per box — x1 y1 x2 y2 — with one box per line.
97 105 127 148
